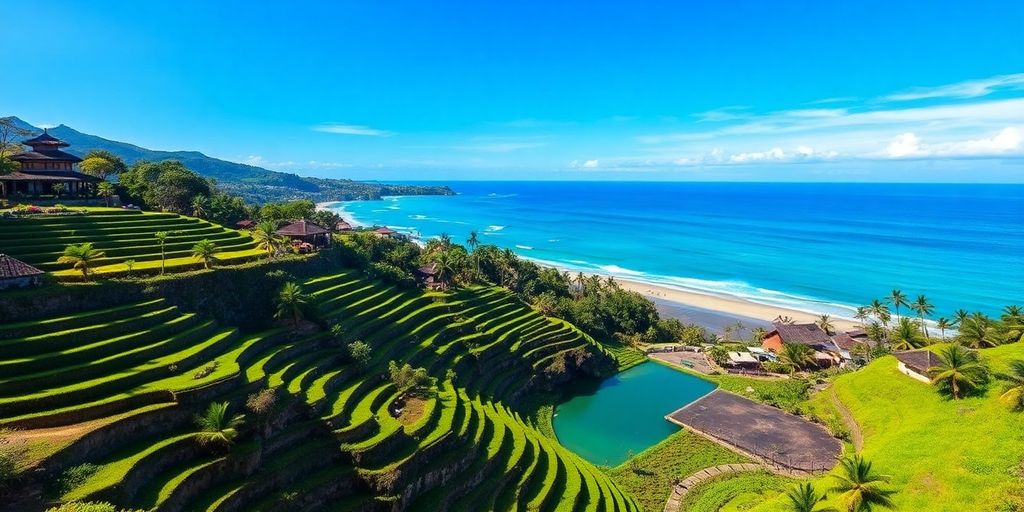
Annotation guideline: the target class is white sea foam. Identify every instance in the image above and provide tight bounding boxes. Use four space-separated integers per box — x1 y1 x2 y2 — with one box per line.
598 265 645 277
515 245 534 250
486 225 506 232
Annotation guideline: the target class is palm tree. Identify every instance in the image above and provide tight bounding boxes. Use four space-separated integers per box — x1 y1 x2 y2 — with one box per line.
51 182 66 199
1000 305 1024 344
433 250 457 290
817 314 836 336
889 289 908 322
869 299 891 330
466 230 480 278
928 344 989 400
191 195 209 219
830 454 895 512
194 401 245 449
785 482 838 512
889 317 925 351
997 359 1024 411
57 242 106 281
780 342 815 373
953 309 970 326
97 181 115 207
911 294 934 337
191 239 219 269
252 221 285 259
854 307 869 328
751 327 768 342
956 314 998 348
935 317 951 340
275 281 311 328
155 231 169 274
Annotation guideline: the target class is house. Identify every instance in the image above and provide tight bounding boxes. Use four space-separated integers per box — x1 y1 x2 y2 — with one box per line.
725 351 760 369
0 254 44 290
416 263 442 290
374 227 396 238
235 219 255 230
832 331 871 361
275 220 331 249
1 130 102 199
335 221 353 232
894 350 940 383
761 321 842 366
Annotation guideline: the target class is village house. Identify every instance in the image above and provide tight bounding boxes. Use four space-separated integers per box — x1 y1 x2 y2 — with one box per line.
761 321 843 366
0 130 101 199
0 254 44 290
415 263 443 290
275 219 330 252
893 350 941 383
374 227 396 238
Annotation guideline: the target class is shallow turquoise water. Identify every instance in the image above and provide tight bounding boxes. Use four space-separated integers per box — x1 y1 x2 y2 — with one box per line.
552 362 716 467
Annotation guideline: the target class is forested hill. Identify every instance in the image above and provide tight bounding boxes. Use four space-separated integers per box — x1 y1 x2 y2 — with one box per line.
4 116 455 203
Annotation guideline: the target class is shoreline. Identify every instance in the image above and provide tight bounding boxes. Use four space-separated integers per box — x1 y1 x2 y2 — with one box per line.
324 200 861 334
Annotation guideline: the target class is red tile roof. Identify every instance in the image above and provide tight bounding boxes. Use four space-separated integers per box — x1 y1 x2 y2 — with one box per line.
0 254 44 279
375 227 396 235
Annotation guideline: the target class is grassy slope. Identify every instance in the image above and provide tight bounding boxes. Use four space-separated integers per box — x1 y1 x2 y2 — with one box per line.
746 342 1024 512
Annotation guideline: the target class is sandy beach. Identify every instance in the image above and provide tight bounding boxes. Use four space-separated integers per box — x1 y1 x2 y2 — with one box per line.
613 277 859 332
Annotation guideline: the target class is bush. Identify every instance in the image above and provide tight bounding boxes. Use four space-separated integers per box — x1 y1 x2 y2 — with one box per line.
388 360 433 395
193 361 219 379
347 340 371 369
45 502 143 512
53 463 99 497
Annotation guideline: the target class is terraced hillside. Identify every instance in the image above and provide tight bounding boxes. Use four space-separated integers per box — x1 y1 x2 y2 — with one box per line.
3 271 641 511
0 209 263 278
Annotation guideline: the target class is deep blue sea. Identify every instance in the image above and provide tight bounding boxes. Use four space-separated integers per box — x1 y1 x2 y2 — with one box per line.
330 182 1023 319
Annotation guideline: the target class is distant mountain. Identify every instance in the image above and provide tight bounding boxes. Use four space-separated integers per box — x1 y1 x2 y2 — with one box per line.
4 117 454 203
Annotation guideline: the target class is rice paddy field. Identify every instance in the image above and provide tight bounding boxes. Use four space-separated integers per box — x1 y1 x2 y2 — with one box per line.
0 208 264 278
1 270 641 511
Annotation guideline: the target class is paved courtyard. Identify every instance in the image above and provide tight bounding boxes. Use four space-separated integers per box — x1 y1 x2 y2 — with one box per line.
667 390 841 473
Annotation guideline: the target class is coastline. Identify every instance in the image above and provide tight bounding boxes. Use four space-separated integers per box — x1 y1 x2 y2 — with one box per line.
325 199 862 334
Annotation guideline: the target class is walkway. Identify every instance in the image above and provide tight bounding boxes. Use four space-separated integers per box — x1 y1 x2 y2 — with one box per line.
830 388 863 451
662 463 762 512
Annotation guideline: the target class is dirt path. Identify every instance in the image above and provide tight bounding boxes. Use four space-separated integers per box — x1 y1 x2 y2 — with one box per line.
663 463 764 512
829 388 863 452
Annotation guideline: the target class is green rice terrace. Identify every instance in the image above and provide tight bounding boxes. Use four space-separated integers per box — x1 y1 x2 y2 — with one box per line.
0 270 641 511
0 208 263 278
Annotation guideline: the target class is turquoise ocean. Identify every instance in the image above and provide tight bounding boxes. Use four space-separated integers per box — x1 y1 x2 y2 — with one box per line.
329 182 1023 320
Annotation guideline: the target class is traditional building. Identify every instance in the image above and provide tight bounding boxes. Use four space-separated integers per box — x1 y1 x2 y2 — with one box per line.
374 227 396 238
761 321 842 366
275 219 330 249
1 130 101 198
0 254 44 290
893 349 941 383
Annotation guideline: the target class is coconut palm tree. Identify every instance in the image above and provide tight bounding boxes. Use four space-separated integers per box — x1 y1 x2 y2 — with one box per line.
854 307 869 328
817 314 836 336
466 230 481 278
97 181 115 207
191 239 219 269
869 300 891 330
889 317 925 351
194 401 245 450
911 294 934 337
154 231 169 274
275 281 311 328
191 195 209 219
956 313 999 348
889 289 908 322
935 317 951 340
999 305 1024 344
928 344 989 400
252 221 285 259
751 327 768 342
432 250 456 290
57 242 106 281
780 342 816 373
785 482 838 512
997 359 1024 411
953 309 970 327
830 454 895 512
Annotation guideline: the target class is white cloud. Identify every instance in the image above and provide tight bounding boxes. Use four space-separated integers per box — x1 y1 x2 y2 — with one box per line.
887 127 1022 159
570 159 600 169
729 147 785 163
882 73 1024 102
887 133 922 157
312 123 393 136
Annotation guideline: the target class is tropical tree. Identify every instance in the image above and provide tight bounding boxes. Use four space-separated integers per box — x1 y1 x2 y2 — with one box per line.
830 454 896 512
889 317 926 351
191 239 219 269
274 281 311 328
953 309 970 327
935 317 951 340
817 314 836 336
956 313 999 348
779 342 816 373
785 482 838 512
97 181 115 207
79 149 127 179
57 242 106 281
997 359 1024 411
51 182 66 199
911 294 934 337
432 250 457 290
194 401 244 450
889 289 908 322
466 230 480 278
999 305 1024 344
154 231 169 274
869 300 891 330
928 344 989 400
0 117 31 198
191 195 209 219
751 327 768 342
252 221 286 259
854 307 869 327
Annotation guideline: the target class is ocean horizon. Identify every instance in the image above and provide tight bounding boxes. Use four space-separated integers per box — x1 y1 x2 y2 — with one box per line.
330 181 1023 320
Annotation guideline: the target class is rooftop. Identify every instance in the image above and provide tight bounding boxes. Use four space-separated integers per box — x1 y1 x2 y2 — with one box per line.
0 170 99 182
22 129 69 148
0 254 45 279
769 322 833 347
275 219 329 236
894 349 942 376
375 227 396 235
10 149 83 163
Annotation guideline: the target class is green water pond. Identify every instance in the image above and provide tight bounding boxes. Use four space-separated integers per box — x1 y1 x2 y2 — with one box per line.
553 361 715 466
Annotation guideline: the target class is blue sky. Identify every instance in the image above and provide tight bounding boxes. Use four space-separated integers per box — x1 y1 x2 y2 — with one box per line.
2 0 1023 182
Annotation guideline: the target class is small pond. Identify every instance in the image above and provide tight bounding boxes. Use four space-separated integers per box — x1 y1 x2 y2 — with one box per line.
553 361 715 466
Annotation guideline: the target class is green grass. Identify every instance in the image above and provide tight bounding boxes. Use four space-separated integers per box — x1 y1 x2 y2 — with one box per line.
680 471 795 512
608 429 750 512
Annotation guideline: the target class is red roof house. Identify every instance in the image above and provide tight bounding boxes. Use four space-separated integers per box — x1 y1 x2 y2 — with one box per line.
0 254 45 290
